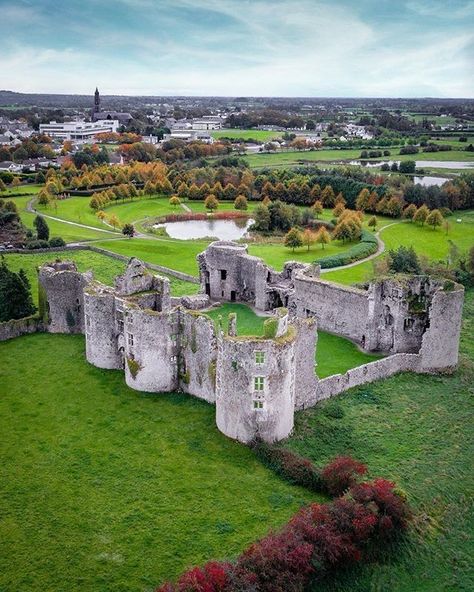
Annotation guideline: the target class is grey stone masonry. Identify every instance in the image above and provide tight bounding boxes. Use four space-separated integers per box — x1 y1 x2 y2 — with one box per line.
33 245 464 444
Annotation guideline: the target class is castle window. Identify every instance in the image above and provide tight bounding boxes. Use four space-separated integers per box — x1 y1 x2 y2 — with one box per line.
255 351 265 364
253 400 264 410
254 376 265 391
171 334 178 342
85 314 91 328
170 355 178 362
404 317 415 331
220 270 227 280
118 319 124 332
127 333 134 346
128 313 134 324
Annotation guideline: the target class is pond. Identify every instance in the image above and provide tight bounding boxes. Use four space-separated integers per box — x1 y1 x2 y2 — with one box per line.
343 159 474 169
154 217 254 240
413 176 449 187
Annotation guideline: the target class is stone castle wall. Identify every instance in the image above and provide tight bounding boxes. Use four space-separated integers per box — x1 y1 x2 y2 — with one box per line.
0 315 43 342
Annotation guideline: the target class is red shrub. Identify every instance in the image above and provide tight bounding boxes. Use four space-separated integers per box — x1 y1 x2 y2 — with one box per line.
237 529 314 592
157 561 232 592
349 478 410 534
320 456 367 497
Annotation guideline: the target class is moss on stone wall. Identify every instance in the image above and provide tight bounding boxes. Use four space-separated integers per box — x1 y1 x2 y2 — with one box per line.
127 357 142 379
263 317 278 338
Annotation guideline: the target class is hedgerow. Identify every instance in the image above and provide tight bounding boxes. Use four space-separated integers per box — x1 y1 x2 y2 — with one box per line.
317 230 378 269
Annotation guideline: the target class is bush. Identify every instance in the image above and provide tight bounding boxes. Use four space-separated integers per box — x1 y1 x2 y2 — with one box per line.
321 456 367 496
263 317 278 338
317 230 378 269
26 239 50 250
48 237 66 247
252 441 323 491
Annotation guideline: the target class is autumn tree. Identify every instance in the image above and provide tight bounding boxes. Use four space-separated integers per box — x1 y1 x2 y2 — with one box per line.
302 228 315 251
284 227 303 251
403 204 417 221
312 200 323 218
355 188 370 211
315 226 331 249
310 183 321 203
169 196 181 208
321 185 336 207
204 194 219 212
234 195 248 210
426 209 443 230
368 215 377 231
413 204 430 226
333 202 345 218
108 214 121 229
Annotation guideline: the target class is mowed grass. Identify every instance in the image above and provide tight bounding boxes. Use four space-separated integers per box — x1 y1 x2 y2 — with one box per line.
211 129 284 141
4 251 199 300
286 290 474 592
204 303 383 377
0 334 315 592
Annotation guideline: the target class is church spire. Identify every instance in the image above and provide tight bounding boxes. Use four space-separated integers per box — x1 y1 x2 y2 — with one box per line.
94 87 100 113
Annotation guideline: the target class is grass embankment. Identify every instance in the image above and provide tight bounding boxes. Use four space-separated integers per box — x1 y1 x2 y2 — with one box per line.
285 290 474 592
0 334 315 592
205 302 382 377
4 251 199 299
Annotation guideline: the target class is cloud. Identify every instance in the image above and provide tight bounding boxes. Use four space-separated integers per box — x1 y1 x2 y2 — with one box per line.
0 0 472 96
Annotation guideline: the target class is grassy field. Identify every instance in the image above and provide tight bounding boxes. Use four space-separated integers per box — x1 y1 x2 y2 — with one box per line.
211 128 284 141
0 334 316 592
243 147 474 169
286 290 474 592
204 302 383 378
4 251 199 299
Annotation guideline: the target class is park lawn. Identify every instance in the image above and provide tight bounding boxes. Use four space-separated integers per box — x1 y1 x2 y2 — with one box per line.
248 239 349 271
0 334 316 592
1 183 43 196
286 290 474 592
381 212 474 260
204 303 383 378
34 194 181 230
92 238 207 276
4 251 199 300
211 129 284 141
322 260 375 285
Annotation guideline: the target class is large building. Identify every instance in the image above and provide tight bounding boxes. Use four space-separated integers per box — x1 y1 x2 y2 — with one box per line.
91 87 133 126
39 119 119 140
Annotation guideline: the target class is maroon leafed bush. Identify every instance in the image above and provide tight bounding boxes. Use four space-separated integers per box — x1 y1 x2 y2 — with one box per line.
320 456 368 496
156 461 410 592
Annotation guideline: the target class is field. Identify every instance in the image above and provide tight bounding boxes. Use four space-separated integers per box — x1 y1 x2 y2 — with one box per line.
286 290 474 592
204 302 383 378
211 128 284 141
243 147 474 169
0 334 316 592
4 251 199 299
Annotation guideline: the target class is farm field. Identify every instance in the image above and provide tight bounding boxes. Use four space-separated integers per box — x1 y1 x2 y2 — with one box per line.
211 128 284 141
286 290 474 592
0 334 316 592
204 302 383 378
3 251 199 300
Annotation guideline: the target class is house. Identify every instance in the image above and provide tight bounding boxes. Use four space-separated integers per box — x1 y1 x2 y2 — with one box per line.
0 161 22 172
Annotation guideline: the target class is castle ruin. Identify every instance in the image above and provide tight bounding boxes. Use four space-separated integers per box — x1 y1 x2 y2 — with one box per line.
35 241 464 443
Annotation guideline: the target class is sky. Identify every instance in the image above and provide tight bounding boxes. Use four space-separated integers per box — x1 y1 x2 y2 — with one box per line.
1 0 473 97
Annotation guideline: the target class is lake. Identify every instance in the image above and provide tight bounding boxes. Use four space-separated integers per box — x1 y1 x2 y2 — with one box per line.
154 218 254 240
344 159 474 170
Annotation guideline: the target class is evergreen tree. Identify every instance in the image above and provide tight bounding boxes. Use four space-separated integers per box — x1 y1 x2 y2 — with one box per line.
0 259 36 321
34 215 49 240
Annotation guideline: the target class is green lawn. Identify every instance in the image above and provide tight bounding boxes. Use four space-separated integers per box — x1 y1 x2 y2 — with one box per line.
1 183 43 196
92 238 208 276
4 251 199 300
204 303 383 378
286 289 474 592
0 334 315 592
211 129 284 141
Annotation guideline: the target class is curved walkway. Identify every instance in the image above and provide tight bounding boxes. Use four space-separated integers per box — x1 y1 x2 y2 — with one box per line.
25 195 403 276
320 221 401 274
